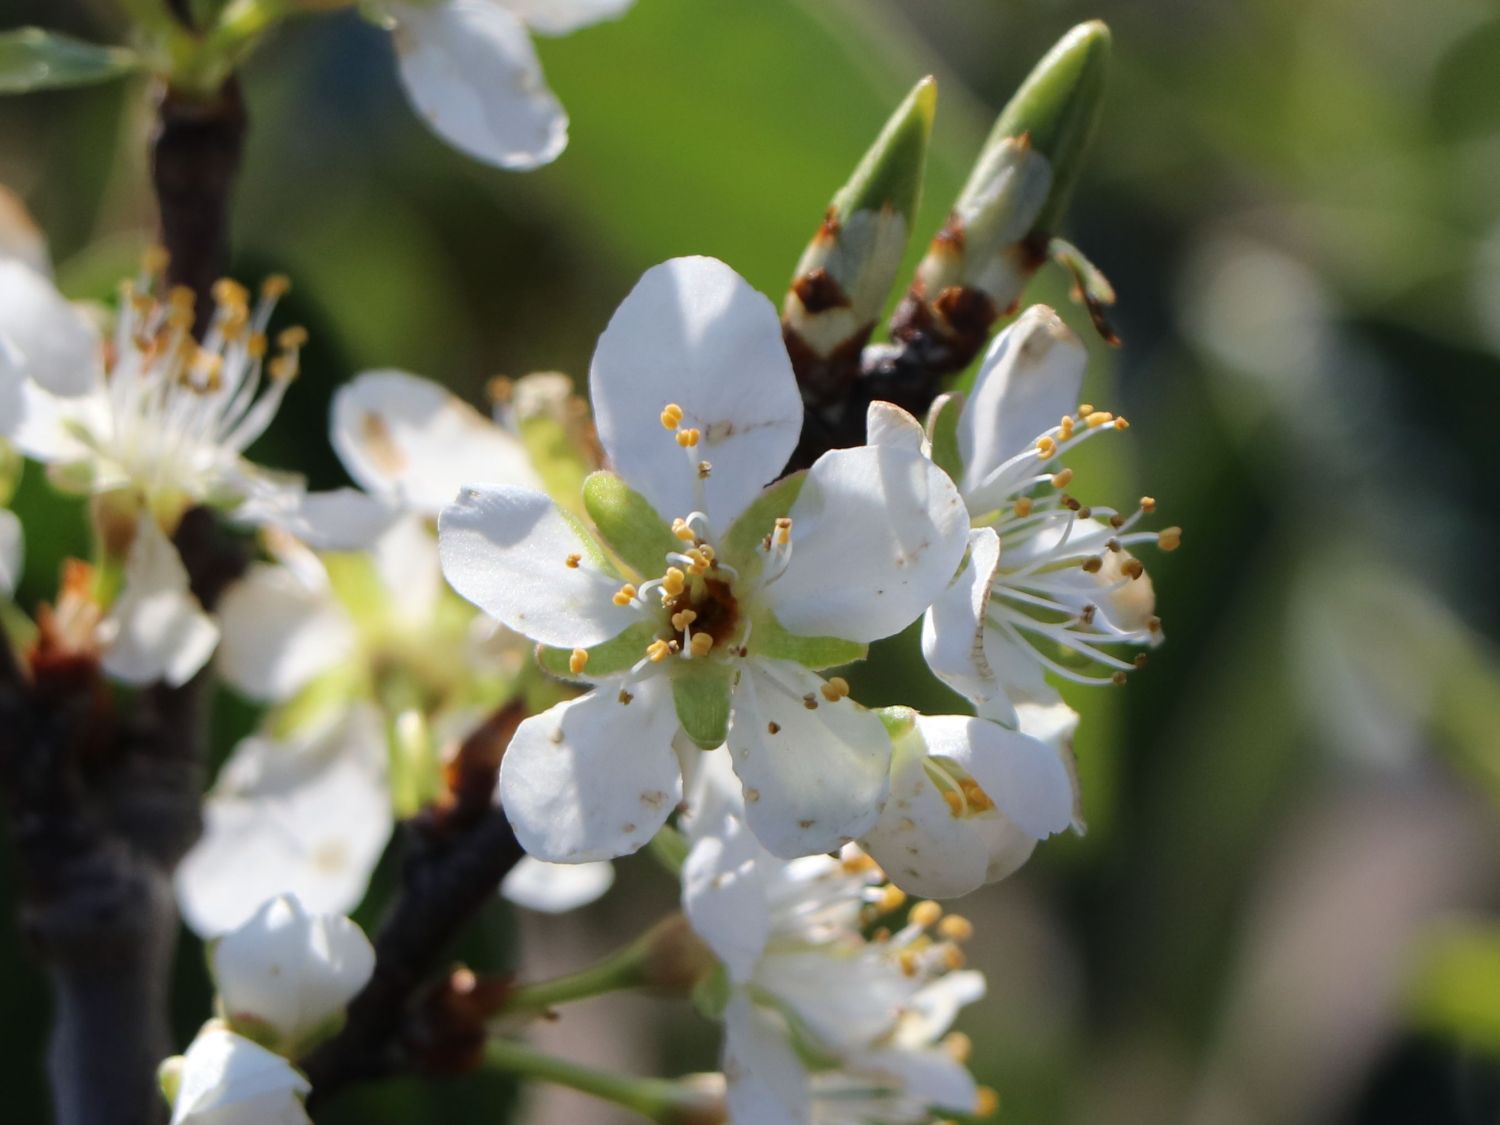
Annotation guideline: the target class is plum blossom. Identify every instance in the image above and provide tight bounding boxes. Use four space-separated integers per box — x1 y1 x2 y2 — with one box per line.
211 895 375 1056
381 0 633 170
874 305 1175 725
439 256 969 863
161 1025 311 1125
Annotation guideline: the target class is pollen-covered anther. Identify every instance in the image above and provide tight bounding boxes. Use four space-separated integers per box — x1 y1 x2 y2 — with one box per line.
659 402 684 430
942 789 963 816
142 245 170 275
1158 526 1183 551
564 553 581 569
675 427 701 448
898 949 919 978
877 884 907 913
260 273 291 300
486 375 514 404
646 639 672 663
942 1032 973 1064
277 326 308 350
774 517 792 547
685 548 711 574
957 779 993 813
662 568 686 597
938 914 974 942
940 943 967 970
1140 496 1157 513
612 583 637 606
1035 435 1058 459
568 648 589 675
910 900 942 928
268 355 298 382
1121 557 1145 580
1013 497 1033 518
1051 467 1074 489
1059 416 1076 440
1111 670 1128 685
689 633 714 658
1078 402 1095 416
1062 495 1082 512
1134 653 1149 668
1085 410 1114 428
1147 615 1163 634
209 278 244 308
671 518 696 542
819 676 850 702
1114 416 1131 430
247 333 268 360
975 1086 1000 1117
842 851 878 874
671 608 698 631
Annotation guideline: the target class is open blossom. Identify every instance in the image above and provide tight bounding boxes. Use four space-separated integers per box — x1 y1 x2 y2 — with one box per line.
440 256 968 862
858 704 1079 899
211 895 375 1056
176 706 393 937
882 306 1175 725
161 1025 311 1125
381 0 632 170
680 754 987 1123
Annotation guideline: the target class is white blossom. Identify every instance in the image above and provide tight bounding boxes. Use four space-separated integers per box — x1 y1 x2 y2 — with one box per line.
176 706 393 937
211 895 375 1055
0 504 21 597
440 256 969 863
163 1025 311 1125
383 0 632 171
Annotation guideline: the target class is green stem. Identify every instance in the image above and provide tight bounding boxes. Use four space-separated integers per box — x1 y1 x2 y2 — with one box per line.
483 1038 705 1123
503 939 652 1016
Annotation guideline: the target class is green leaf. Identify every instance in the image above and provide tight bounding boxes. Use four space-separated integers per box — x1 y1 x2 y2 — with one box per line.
582 471 678 579
1410 923 1500 1057
673 665 733 750
926 391 964 483
538 619 662 680
753 614 867 670
720 471 805 578
0 29 141 94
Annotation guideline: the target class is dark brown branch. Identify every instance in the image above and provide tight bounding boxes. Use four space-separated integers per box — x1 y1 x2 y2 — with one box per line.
301 705 528 1105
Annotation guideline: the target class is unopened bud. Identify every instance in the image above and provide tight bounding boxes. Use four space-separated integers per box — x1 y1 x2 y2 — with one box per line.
784 77 936 391
638 913 718 995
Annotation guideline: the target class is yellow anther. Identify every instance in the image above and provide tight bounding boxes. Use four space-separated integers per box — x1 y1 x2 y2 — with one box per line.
975 1086 1000 1117
662 567 686 597
660 403 684 430
1158 526 1182 551
1085 410 1114 428
910 900 942 928
842 852 878 874
898 949 919 978
877 884 907 913
938 915 974 942
260 273 291 299
211 278 247 308
690 632 714 658
942 1032 972 1063
277 326 308 350
943 789 964 816
671 518 696 542
612 584 637 607
1035 435 1058 459
959 778 993 813
676 427 701 448
942 942 967 970
486 375 514 404
671 608 698 631
142 245 169 275
1059 415 1076 441
1050 467 1074 489
268 355 297 382
1078 402 1095 416
697 543 715 563
685 548 710 573
169 285 197 312
1013 497 1033 518
819 676 850 702
1121 557 1145 580
1140 496 1157 513
1111 670 1128 685
1114 416 1131 430
568 648 589 675
774 517 792 547
565 553 581 569
246 332 268 359
646 639 672 663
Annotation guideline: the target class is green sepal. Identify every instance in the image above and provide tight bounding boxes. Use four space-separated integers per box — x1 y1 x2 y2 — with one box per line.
989 20 1110 233
753 614 867 670
720 471 805 578
537 619 662 681
520 415 591 519
692 963 732 1021
0 29 141 94
673 664 733 750
926 392 965 483
582 471 677 579
875 705 919 739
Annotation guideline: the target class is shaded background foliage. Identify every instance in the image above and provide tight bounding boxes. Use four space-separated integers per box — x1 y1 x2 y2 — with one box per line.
3 0 1500 1121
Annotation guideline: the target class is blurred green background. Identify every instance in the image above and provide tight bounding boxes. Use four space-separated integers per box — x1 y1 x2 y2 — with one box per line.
3 0 1500 1121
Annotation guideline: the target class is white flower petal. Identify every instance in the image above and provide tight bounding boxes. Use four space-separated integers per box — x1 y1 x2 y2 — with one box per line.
331 369 539 514
391 0 567 170
920 714 1074 841
723 994 810 1125
860 733 989 900
242 486 397 552
682 813 770 982
169 1028 311 1125
498 681 681 862
769 444 968 643
500 857 615 912
959 306 1086 514
1017 699 1086 833
438 484 634 647
590 257 802 530
864 400 927 454
176 709 393 937
371 512 443 624
898 969 987 1046
727 660 891 859
498 0 632 36
101 516 219 687
217 562 354 702
0 259 103 397
212 895 375 1051
8 378 100 466
0 507 21 596
757 948 912 1049
852 1046 978 1115
921 526 1017 723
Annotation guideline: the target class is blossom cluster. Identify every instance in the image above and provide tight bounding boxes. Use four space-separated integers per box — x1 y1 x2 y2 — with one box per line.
0 220 1169 1124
